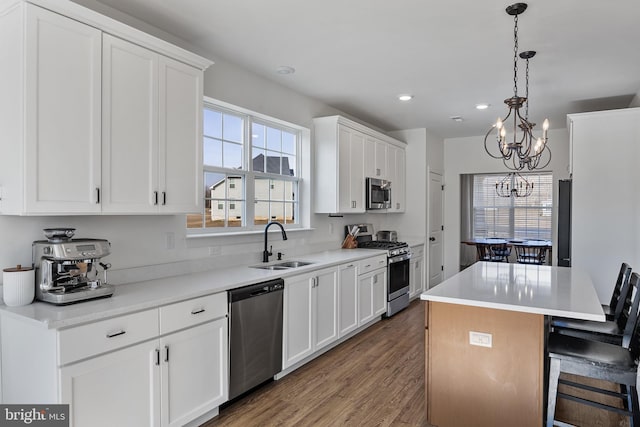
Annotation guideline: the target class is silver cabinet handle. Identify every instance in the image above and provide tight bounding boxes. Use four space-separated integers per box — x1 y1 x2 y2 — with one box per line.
155 348 160 366
154 191 158 205
162 191 166 205
106 330 126 338
164 345 169 362
95 188 100 204
364 264 371 268
191 308 205 315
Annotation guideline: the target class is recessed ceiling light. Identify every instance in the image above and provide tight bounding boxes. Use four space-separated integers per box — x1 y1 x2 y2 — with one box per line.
450 116 464 123
276 66 295 75
476 103 490 110
398 94 413 101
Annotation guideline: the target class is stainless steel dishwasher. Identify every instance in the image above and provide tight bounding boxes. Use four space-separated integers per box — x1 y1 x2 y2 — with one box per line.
228 278 284 401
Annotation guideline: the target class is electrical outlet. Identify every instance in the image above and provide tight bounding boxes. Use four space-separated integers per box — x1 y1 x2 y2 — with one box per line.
329 223 334 234
469 331 492 348
165 232 175 250
209 246 222 256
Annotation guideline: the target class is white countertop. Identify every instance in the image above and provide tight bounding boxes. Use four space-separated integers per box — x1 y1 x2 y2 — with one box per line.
420 262 605 321
0 248 386 330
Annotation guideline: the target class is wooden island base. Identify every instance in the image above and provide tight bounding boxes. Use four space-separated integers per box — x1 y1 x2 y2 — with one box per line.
425 301 545 427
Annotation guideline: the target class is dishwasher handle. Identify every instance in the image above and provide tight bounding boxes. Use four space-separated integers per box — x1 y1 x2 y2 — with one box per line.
229 278 284 303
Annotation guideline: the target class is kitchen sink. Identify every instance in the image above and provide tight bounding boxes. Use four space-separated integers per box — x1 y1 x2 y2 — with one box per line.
250 260 314 270
273 260 314 268
251 265 291 270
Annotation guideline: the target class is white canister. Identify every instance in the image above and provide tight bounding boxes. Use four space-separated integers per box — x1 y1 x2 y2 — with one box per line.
3 265 35 307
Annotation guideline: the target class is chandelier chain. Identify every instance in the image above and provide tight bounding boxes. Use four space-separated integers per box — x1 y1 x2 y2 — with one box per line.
525 57 529 119
513 13 519 97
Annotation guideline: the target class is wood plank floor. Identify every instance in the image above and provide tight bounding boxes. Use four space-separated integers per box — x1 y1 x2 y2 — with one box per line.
201 300 629 427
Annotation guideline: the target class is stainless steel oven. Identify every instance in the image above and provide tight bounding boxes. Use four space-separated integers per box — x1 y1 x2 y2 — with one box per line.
387 251 411 316
366 177 391 210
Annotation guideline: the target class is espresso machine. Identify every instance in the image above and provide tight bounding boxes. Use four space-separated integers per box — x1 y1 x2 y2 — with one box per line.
33 228 114 305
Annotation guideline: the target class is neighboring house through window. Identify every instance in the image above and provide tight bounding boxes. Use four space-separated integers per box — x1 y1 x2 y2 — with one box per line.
187 98 307 233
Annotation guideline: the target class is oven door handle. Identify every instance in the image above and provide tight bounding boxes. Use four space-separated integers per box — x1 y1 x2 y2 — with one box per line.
388 253 411 264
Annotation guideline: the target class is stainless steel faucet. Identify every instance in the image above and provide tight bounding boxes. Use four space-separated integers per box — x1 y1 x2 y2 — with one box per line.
263 221 288 262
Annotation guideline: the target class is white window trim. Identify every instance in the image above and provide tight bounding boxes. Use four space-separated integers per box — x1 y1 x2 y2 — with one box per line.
188 97 311 236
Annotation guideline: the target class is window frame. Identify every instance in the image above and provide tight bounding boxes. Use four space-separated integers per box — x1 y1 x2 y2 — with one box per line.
187 98 306 235
471 172 553 240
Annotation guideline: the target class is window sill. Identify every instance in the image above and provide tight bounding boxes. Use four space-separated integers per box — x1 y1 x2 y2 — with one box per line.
186 227 315 239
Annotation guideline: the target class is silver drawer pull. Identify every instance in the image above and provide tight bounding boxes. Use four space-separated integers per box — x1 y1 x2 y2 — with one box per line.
106 330 126 338
364 264 371 268
191 308 205 315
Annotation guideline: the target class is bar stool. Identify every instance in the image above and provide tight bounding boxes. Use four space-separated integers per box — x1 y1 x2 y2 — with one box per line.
546 314 640 426
603 263 633 320
552 272 640 348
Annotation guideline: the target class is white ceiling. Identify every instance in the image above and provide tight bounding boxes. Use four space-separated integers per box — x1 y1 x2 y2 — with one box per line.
80 0 640 138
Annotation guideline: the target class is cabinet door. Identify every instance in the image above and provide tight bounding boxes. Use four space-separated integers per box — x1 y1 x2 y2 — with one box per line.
160 319 228 427
364 137 376 178
102 34 158 213
372 269 387 316
24 4 102 213
158 56 203 213
358 274 374 325
410 255 425 298
60 340 160 427
338 263 358 336
283 274 314 368
314 268 339 350
338 126 365 213
387 145 406 212
375 139 387 179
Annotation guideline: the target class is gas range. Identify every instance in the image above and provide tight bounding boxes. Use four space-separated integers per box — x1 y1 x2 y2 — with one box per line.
356 240 410 257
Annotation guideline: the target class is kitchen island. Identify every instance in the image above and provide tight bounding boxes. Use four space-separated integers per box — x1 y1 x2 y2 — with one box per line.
420 261 604 427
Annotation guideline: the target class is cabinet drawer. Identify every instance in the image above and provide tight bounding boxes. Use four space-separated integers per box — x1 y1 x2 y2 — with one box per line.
358 255 387 275
58 309 159 365
159 292 227 335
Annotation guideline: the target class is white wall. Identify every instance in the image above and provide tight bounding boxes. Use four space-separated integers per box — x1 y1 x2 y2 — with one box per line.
443 128 570 279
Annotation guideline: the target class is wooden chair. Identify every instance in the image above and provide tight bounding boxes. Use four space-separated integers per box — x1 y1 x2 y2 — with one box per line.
603 263 633 321
489 243 511 262
476 243 508 262
546 308 640 427
514 245 546 265
552 272 640 348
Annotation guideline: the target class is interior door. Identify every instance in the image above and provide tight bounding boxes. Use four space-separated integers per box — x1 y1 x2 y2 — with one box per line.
429 171 444 288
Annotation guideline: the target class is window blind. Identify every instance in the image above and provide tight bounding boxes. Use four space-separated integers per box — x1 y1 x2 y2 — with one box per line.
472 172 553 240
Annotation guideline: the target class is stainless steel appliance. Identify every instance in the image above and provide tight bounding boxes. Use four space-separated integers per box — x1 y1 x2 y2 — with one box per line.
376 230 397 242
228 278 284 401
33 229 113 305
346 223 411 316
366 177 391 210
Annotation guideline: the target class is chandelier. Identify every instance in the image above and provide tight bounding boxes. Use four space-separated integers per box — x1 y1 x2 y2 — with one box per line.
495 172 534 198
484 3 550 171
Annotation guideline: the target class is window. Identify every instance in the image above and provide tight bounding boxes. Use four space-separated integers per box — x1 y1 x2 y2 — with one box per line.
187 99 304 233
471 172 553 240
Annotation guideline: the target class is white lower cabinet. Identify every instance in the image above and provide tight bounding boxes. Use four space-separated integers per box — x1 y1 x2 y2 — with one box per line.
60 340 160 427
409 244 425 298
338 262 358 336
283 266 339 369
1 293 228 427
358 267 387 325
160 319 228 427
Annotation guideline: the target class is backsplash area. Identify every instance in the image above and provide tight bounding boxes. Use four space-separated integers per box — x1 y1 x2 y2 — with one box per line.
0 213 391 285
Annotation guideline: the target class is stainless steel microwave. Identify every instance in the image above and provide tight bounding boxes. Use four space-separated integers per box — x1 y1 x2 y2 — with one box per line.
366 177 391 210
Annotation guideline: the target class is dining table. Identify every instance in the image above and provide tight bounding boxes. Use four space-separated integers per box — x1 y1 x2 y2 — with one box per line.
462 238 553 263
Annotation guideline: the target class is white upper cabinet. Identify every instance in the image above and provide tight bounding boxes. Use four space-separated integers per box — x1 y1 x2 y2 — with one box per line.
102 36 203 214
102 35 158 213
314 115 406 214
387 145 406 212
0 4 102 214
0 1 211 215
